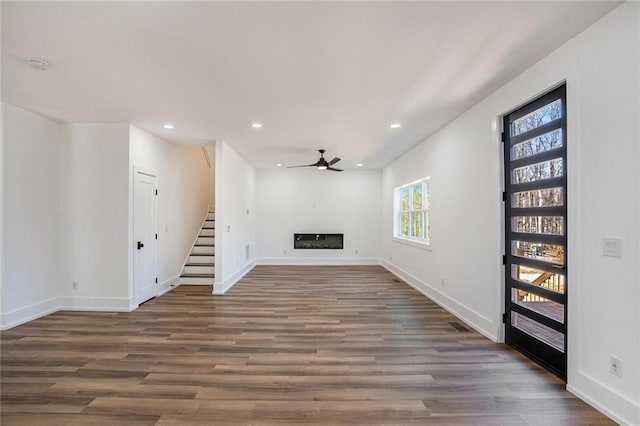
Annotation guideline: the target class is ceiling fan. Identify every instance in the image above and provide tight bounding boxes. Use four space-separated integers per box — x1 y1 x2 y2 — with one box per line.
287 149 343 172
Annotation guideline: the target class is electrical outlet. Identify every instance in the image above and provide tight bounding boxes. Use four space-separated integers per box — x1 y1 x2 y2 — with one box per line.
441 278 445 288
355 249 359 255
72 281 78 290
610 356 622 377
284 250 287 255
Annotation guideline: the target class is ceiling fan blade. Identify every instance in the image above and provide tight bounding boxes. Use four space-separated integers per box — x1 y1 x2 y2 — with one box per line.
327 166 343 172
287 163 318 168
328 157 341 166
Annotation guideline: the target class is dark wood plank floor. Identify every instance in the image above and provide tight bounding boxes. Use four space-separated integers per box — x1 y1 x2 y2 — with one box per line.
1 265 612 425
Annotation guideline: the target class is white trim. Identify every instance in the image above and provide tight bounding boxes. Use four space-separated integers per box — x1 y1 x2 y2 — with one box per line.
380 259 498 342
157 275 180 297
0 297 60 330
213 261 255 295
58 296 135 312
567 375 639 426
256 257 380 266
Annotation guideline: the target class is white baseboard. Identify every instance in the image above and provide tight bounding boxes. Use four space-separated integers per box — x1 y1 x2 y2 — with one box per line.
568 372 640 426
214 261 255 295
0 297 60 330
255 257 380 266
380 259 498 342
157 275 180 296
58 296 134 312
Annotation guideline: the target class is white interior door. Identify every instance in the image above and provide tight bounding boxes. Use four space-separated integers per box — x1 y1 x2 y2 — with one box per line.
133 170 157 305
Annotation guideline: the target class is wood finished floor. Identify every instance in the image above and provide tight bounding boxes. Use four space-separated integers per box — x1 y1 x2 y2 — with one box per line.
1 265 612 425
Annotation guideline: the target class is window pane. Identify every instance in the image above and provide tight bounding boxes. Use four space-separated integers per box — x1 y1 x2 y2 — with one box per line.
411 212 423 238
412 183 422 210
400 212 410 236
511 99 562 136
512 158 563 184
512 312 564 352
512 289 564 323
511 265 565 293
401 187 410 210
425 182 431 209
512 129 563 160
512 187 563 208
512 216 564 235
512 241 564 265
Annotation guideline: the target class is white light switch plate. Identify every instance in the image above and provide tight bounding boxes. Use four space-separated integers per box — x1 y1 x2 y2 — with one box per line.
603 238 622 258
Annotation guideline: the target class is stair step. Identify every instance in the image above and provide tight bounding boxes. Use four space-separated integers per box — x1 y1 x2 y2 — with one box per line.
197 237 214 245
189 255 214 264
192 246 214 255
194 244 214 247
184 265 215 274
181 273 215 278
186 263 214 267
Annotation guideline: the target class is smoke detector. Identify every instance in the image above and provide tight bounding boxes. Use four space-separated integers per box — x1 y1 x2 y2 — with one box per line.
26 57 50 71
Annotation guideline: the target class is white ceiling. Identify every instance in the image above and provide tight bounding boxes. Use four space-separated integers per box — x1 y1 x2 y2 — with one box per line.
1 1 620 169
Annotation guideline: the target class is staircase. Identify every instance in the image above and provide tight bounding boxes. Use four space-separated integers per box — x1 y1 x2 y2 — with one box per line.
180 212 215 285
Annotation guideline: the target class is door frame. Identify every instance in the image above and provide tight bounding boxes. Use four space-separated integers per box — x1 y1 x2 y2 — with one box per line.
501 84 568 380
132 165 158 307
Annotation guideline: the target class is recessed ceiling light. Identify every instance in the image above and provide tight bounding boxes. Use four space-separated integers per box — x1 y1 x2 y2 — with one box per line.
389 123 402 129
276 163 283 167
26 57 50 71
163 124 174 129
356 163 364 167
251 122 263 128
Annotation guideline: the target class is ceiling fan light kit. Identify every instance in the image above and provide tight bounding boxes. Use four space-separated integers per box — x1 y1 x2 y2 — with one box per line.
288 149 343 172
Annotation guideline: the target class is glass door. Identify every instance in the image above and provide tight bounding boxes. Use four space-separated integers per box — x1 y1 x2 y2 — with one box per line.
503 84 567 380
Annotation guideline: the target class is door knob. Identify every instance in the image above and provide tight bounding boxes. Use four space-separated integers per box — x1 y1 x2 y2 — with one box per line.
137 241 144 250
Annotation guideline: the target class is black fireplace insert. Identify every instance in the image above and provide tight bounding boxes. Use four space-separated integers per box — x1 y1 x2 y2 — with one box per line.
293 233 343 249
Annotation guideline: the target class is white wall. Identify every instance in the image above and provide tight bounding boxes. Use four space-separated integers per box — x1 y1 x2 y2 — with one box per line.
206 145 215 211
129 125 211 295
58 123 131 310
381 3 638 424
1 103 64 328
256 169 381 264
0 103 5 320
214 141 256 293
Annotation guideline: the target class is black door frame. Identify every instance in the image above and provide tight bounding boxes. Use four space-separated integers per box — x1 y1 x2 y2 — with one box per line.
503 84 568 380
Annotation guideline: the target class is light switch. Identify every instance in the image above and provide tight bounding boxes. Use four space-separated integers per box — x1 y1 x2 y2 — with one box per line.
603 238 622 258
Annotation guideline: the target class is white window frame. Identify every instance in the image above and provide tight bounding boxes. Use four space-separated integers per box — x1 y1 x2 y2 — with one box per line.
393 177 431 248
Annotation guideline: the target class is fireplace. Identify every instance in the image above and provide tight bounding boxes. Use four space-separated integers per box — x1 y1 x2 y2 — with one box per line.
294 233 344 249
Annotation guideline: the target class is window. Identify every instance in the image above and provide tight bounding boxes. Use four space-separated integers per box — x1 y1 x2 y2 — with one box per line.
394 177 431 245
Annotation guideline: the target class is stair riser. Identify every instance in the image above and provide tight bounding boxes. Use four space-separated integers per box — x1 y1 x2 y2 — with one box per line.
207 213 215 221
197 237 214 245
192 246 214 255
199 229 214 237
179 277 214 285
184 265 215 275
189 255 214 264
